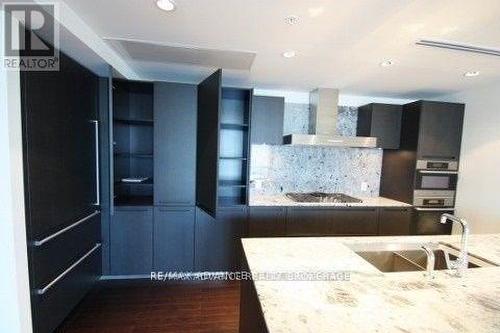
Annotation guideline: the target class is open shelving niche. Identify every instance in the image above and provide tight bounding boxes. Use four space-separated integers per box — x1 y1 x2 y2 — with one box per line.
112 79 154 206
218 88 251 207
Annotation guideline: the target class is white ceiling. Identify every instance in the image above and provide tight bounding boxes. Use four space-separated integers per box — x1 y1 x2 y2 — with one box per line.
61 0 500 98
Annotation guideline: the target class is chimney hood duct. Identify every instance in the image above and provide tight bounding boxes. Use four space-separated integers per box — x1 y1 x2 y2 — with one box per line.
283 88 377 148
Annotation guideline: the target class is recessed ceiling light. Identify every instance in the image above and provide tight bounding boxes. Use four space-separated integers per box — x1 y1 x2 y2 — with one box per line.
156 0 176 11
464 71 480 77
282 50 296 58
284 15 299 25
380 60 394 67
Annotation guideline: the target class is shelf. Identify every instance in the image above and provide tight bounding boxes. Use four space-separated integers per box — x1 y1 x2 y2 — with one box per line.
115 179 153 185
221 123 249 130
219 180 247 188
219 156 247 160
114 118 153 126
115 195 153 206
114 153 153 158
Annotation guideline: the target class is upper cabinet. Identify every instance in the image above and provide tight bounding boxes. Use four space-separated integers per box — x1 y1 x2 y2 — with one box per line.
154 82 197 206
112 80 154 206
357 103 402 150
402 101 465 161
196 69 252 217
251 95 285 145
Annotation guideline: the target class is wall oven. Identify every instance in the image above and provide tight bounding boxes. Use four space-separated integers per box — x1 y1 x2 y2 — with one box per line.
413 159 458 208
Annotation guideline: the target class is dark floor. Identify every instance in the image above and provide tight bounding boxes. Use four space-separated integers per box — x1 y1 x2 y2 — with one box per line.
57 280 241 333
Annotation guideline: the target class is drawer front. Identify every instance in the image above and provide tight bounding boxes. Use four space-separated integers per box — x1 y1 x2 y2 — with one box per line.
286 208 378 236
33 244 101 333
31 212 100 288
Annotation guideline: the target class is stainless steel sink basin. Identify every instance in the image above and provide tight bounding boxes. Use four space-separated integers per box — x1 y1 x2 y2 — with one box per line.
348 242 497 273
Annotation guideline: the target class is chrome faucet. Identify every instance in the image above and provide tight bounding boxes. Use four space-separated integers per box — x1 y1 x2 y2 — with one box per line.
421 244 435 279
440 213 470 276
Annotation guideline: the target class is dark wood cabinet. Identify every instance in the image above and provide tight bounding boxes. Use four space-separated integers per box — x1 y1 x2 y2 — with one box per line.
417 101 464 161
112 80 154 206
21 49 102 333
110 207 153 275
154 82 197 206
413 209 454 235
402 101 465 161
286 207 378 236
153 207 195 271
378 207 412 236
357 103 402 149
21 53 98 239
251 95 285 145
248 207 286 237
195 207 246 271
33 245 101 333
196 70 222 217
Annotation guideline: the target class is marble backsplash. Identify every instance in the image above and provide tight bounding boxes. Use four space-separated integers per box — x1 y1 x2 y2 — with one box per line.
250 145 382 197
250 103 382 197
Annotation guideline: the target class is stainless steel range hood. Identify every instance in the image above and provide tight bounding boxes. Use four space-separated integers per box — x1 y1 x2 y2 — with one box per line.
283 88 377 148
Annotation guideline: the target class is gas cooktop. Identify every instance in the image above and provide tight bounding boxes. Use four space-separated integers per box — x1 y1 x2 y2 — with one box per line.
285 192 363 203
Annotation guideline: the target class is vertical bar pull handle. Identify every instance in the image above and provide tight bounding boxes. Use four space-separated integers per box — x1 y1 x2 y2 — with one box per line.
91 120 100 206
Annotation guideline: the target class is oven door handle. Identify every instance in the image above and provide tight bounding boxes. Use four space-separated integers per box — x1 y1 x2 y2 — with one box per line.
414 207 455 212
418 170 459 175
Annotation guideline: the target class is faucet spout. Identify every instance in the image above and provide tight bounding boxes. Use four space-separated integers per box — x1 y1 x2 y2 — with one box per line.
440 214 470 276
421 244 435 279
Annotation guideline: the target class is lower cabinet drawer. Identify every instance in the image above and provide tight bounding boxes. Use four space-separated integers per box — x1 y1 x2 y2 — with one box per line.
286 208 378 236
31 211 100 288
32 244 101 333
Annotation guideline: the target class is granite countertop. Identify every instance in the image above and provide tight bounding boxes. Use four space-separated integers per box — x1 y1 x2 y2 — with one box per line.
242 234 500 333
249 194 412 207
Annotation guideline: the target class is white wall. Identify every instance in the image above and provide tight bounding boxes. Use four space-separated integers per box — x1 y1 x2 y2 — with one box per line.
0 10 33 333
441 81 500 233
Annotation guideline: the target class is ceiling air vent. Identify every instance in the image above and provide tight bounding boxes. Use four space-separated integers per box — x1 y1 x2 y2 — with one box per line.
416 39 500 57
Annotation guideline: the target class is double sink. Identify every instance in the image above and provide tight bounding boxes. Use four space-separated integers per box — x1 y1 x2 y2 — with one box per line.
347 242 497 273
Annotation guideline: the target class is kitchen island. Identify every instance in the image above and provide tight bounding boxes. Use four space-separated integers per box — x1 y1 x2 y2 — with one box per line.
240 234 500 332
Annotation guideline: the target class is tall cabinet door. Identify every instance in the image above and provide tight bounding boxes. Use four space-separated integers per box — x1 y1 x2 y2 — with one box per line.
21 52 98 239
196 70 222 217
154 82 197 206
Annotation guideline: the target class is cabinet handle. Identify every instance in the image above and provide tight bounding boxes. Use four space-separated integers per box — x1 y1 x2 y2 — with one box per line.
33 210 100 246
418 170 458 175
90 120 100 206
159 201 191 205
35 243 101 295
414 207 455 212
158 208 192 212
